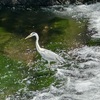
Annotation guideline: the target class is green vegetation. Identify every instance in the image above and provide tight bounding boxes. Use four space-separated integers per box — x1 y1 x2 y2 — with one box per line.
0 54 25 99
87 38 100 46
0 54 55 99
0 27 11 52
47 18 87 50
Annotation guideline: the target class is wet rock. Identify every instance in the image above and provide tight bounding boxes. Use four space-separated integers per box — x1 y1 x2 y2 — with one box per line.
0 0 99 8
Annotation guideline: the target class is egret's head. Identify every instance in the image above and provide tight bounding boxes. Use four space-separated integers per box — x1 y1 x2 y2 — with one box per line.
25 32 37 39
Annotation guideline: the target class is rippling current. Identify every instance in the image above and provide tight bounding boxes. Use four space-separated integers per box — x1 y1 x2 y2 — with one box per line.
6 3 100 100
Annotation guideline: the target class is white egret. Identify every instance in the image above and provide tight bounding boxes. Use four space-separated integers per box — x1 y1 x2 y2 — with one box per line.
25 32 65 66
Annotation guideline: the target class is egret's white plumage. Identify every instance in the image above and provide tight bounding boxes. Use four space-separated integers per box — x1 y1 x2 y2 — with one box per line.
25 32 65 66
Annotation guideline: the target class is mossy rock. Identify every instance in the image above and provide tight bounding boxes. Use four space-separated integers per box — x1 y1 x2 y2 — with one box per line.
43 17 88 50
87 38 100 46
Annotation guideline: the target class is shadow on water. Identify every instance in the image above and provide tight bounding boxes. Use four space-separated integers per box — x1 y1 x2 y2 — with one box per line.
0 8 55 35
0 8 89 99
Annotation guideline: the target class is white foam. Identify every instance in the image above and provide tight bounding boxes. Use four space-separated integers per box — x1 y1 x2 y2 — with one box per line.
75 80 94 92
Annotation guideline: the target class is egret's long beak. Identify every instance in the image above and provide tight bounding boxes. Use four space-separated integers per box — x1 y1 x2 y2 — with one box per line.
25 34 32 39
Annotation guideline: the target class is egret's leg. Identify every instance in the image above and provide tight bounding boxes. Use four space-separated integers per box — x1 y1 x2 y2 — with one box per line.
48 61 50 67
47 61 51 71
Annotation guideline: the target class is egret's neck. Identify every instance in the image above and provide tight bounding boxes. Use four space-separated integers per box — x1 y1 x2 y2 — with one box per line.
35 34 41 52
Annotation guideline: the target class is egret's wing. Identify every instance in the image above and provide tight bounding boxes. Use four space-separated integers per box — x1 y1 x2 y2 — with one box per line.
40 48 65 63
40 48 56 60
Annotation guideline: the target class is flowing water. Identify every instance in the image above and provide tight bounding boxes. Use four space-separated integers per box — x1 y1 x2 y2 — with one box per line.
0 3 100 100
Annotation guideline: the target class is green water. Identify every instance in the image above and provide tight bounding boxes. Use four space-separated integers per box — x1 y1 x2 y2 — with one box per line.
0 8 88 99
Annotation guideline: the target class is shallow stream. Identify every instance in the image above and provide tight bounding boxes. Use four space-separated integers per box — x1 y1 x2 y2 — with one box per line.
0 3 100 100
